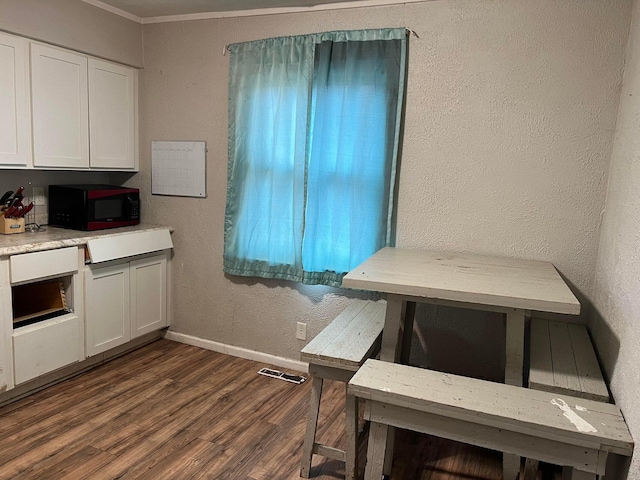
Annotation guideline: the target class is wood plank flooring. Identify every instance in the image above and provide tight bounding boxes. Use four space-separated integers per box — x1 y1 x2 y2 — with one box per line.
0 339 559 479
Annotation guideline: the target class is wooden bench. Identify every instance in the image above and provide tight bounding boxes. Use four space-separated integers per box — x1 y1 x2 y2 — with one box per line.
349 359 633 480
529 319 609 402
300 299 386 480
525 318 610 478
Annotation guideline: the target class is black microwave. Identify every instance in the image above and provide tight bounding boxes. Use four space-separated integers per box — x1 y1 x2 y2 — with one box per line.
48 184 140 231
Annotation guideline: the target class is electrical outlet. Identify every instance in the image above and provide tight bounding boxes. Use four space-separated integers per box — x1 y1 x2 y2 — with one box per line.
296 322 307 341
32 186 45 206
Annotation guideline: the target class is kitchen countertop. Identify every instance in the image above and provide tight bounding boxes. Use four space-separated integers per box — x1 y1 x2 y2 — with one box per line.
0 224 173 256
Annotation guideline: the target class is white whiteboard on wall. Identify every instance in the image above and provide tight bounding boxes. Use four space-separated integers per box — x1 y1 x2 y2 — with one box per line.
151 141 206 197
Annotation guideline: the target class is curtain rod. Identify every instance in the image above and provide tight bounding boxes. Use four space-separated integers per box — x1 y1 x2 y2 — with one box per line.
406 28 419 38
223 28 419 56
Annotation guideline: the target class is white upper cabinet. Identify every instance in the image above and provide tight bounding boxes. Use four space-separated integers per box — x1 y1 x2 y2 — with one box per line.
0 32 31 167
0 36 138 171
31 43 90 169
89 58 137 170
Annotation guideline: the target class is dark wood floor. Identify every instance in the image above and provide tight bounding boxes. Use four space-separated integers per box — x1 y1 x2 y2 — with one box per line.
0 339 559 479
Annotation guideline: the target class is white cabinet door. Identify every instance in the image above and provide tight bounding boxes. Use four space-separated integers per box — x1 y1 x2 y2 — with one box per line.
31 44 89 169
85 263 130 356
0 283 12 392
88 58 137 170
0 32 30 167
130 255 167 338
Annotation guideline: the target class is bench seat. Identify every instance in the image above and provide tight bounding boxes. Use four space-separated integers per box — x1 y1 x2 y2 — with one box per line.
300 299 386 372
300 299 386 480
529 319 609 402
349 359 633 480
526 319 610 478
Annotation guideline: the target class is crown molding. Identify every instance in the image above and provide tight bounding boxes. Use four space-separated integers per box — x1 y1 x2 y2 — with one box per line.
83 0 431 24
81 0 142 23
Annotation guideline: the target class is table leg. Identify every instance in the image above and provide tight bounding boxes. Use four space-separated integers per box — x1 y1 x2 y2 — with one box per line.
505 312 525 387
503 311 526 479
386 299 415 476
375 296 406 476
379 296 406 362
399 301 416 365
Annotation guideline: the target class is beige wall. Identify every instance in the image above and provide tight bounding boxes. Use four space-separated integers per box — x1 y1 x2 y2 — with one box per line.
0 0 635 472
0 171 111 226
134 0 632 381
591 0 640 477
0 0 143 66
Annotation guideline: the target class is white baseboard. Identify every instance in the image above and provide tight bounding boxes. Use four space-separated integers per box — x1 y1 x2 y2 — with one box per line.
163 330 308 374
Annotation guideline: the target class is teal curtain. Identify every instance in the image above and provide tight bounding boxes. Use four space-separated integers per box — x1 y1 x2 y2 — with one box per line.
224 29 407 287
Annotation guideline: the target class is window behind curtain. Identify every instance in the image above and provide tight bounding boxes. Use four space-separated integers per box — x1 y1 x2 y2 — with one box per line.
303 39 400 275
235 86 301 266
224 29 407 287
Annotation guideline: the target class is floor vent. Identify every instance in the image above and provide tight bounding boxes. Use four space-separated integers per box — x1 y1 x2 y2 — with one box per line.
258 368 306 384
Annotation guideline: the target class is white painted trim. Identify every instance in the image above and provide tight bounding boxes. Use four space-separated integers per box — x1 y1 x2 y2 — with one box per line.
163 330 309 373
84 0 432 24
81 0 143 23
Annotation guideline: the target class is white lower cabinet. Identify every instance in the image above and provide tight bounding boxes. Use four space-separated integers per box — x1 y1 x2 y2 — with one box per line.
130 255 167 338
0 282 10 392
85 253 168 356
13 314 83 385
0 230 172 395
7 247 84 387
85 261 130 356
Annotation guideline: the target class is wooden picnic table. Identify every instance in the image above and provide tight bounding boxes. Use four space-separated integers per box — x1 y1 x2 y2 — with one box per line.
342 247 581 478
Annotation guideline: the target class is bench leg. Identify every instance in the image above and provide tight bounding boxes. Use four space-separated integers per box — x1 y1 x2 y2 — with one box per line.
565 468 596 480
364 421 388 480
524 454 598 480
503 453 521 480
382 428 395 477
301 376 323 478
522 458 538 480
345 391 358 480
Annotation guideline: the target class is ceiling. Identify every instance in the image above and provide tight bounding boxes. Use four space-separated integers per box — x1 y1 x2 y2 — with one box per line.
90 0 378 19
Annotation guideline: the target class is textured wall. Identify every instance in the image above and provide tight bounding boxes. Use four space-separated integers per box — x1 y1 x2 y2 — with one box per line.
0 171 111 226
591 0 640 477
133 0 631 379
0 0 143 66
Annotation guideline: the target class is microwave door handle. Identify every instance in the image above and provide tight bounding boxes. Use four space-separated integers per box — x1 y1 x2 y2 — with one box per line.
125 195 139 219
124 196 131 217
